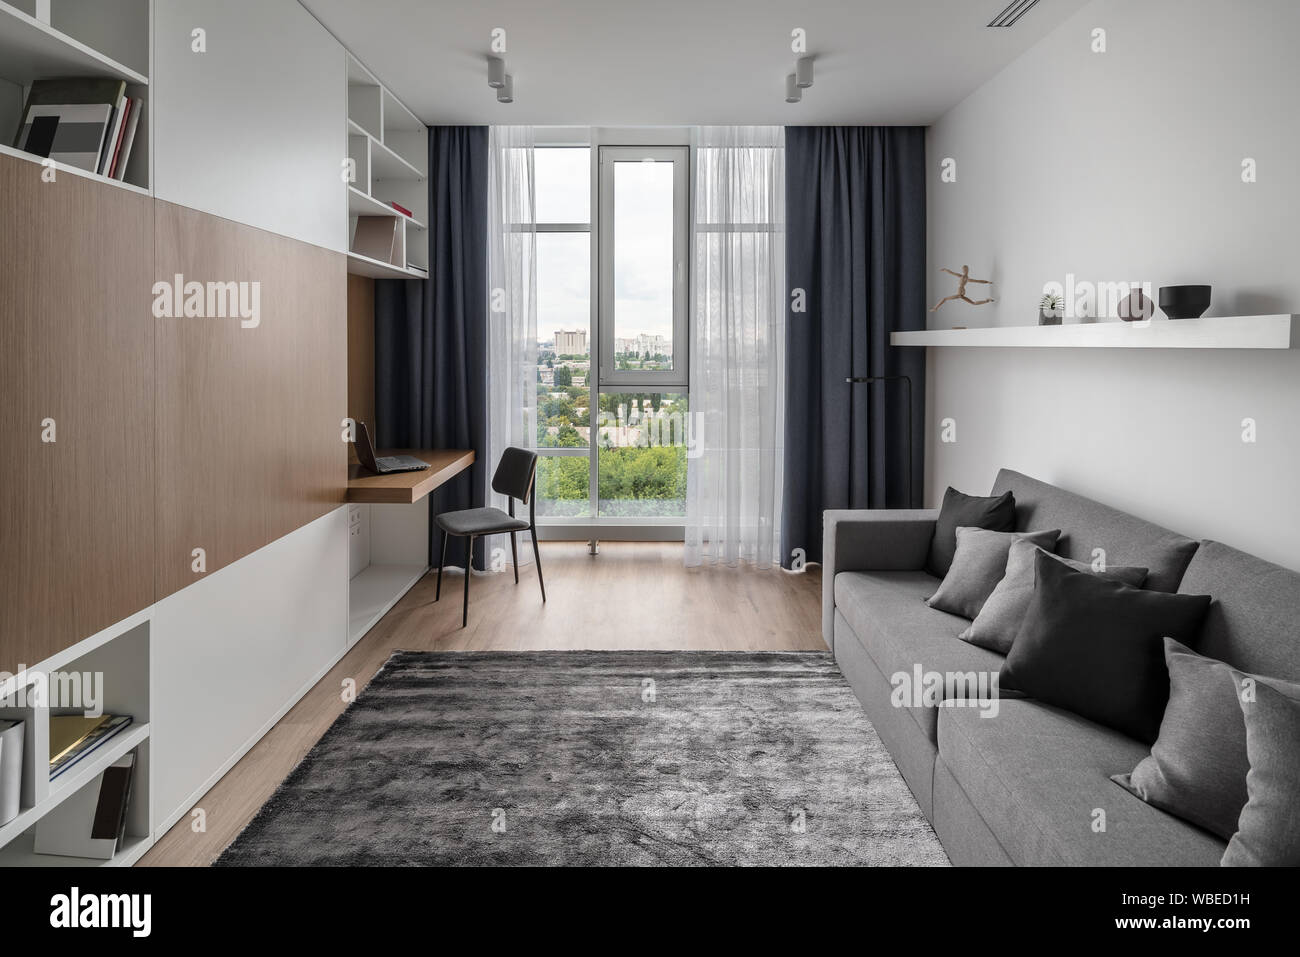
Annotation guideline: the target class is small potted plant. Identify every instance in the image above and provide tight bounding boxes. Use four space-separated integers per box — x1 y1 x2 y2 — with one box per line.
1038 293 1064 326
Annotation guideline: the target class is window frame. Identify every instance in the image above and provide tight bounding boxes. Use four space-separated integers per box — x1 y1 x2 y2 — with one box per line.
596 145 690 391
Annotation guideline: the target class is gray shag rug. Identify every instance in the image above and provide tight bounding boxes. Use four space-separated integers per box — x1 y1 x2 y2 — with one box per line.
216 651 948 866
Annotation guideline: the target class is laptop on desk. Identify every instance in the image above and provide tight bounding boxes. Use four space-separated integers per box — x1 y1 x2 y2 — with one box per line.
353 422 430 475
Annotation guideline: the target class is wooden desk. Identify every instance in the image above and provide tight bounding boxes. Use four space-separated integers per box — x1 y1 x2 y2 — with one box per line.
347 449 475 504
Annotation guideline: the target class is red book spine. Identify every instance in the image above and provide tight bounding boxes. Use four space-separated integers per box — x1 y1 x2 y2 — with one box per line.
390 201 412 218
107 98 132 178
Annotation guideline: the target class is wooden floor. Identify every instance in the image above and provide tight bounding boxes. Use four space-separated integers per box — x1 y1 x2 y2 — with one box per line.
140 542 823 866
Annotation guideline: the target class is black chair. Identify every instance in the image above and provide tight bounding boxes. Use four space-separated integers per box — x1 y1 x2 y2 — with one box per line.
434 447 546 627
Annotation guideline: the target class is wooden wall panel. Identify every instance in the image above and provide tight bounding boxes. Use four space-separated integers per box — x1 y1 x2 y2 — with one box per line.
346 274 375 466
0 152 155 673
154 202 347 600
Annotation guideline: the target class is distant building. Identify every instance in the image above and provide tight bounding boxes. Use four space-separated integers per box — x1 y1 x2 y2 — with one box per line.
615 333 669 356
554 329 588 355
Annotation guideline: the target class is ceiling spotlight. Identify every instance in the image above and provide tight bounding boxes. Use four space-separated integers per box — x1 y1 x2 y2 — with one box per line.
795 56 814 88
487 56 505 88
785 74 801 103
497 74 514 103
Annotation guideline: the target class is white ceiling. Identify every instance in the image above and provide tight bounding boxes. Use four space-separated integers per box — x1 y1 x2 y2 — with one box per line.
299 0 1089 127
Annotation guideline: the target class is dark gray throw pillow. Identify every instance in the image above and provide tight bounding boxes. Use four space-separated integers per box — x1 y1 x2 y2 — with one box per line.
926 486 1016 579
960 539 1148 655
1111 640 1252 840
928 527 1060 620
1221 675 1300 866
1000 552 1212 744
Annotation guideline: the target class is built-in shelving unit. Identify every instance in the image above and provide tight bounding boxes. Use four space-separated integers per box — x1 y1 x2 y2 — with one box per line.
0 0 152 193
0 612 154 867
345 52 428 279
891 315 1297 350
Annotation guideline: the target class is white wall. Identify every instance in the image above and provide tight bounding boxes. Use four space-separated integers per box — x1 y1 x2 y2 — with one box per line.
153 0 346 252
152 507 349 835
925 0 1300 570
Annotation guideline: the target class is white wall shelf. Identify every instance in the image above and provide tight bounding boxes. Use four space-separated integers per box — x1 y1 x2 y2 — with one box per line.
0 142 150 196
891 315 1296 350
349 563 429 645
348 184 425 229
0 1 149 86
344 50 428 278
0 0 152 192
346 250 427 280
0 615 153 868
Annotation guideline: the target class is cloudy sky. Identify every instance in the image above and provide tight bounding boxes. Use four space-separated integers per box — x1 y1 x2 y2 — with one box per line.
534 147 674 347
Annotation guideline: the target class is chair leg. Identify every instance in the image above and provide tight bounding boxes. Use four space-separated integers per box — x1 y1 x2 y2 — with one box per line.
436 530 448 601
462 535 473 628
510 531 519 584
530 530 546 602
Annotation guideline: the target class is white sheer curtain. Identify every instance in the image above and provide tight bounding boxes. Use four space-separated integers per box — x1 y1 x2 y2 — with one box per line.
684 126 786 567
486 125 537 567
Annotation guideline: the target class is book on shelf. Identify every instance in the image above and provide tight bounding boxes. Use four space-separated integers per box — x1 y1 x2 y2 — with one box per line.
16 102 115 174
352 215 402 266
112 98 143 180
0 719 23 826
12 78 127 174
103 96 136 178
49 714 132 781
390 201 413 217
34 753 135 860
96 94 126 175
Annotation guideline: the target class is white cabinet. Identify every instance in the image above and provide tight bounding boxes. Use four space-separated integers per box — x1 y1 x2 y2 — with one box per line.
152 0 346 251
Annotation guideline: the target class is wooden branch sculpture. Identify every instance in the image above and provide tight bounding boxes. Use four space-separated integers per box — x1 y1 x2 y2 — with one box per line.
931 265 994 312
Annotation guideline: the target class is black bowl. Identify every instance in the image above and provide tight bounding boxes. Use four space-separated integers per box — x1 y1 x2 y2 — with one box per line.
1158 285 1211 320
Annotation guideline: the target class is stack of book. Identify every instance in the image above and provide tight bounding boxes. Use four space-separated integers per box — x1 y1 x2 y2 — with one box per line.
49 713 132 781
11 78 143 181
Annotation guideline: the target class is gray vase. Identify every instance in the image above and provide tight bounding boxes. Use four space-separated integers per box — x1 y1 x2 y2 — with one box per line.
1038 310 1062 326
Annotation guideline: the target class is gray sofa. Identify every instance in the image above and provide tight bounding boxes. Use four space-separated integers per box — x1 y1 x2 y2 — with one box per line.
824 468 1300 866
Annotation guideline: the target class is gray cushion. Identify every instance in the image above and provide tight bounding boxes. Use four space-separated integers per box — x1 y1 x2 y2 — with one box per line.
1000 553 1211 744
927 527 1060 620
435 506 529 536
937 699 1226 866
961 539 1148 655
926 487 1016 579
1221 675 1300 866
991 469 1199 593
1112 640 1252 840
1177 540 1300 682
834 571 1005 744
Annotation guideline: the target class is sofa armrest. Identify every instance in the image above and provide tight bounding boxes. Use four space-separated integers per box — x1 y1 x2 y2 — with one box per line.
821 508 939 653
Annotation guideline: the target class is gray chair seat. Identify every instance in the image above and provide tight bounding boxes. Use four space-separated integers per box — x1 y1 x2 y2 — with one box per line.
435 506 529 536
938 699 1226 866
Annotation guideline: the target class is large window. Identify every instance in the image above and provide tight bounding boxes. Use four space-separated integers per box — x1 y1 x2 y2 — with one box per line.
532 141 691 526
533 146 592 518
598 146 689 389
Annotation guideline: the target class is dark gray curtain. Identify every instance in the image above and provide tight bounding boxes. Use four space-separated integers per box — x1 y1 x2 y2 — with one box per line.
374 125 488 570
781 126 927 567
